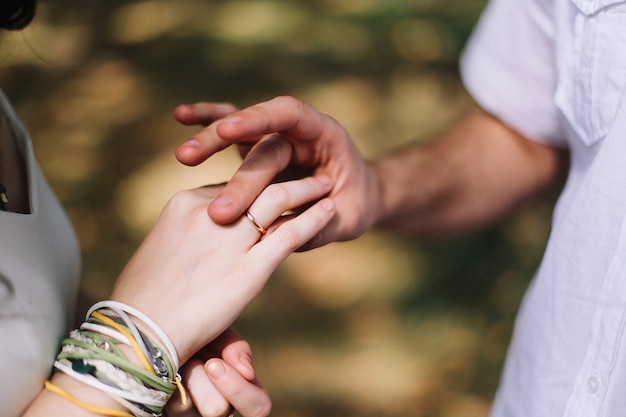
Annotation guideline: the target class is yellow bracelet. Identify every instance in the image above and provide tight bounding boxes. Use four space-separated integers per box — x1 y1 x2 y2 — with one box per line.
91 311 156 375
44 380 134 417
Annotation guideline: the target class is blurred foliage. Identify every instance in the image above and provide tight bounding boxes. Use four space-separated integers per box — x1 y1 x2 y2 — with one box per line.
0 0 558 416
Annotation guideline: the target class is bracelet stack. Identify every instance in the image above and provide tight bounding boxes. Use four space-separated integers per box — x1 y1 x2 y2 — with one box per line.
46 301 185 417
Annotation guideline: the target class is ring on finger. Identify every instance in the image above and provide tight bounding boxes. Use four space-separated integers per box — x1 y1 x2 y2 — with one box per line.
245 211 267 235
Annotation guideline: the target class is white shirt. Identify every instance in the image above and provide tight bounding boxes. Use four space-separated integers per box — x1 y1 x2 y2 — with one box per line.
462 0 626 415
0 91 81 416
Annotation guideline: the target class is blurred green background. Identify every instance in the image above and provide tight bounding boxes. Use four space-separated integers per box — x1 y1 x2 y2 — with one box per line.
0 1 556 416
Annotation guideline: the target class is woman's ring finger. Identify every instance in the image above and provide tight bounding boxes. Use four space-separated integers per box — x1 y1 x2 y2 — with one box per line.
245 211 267 235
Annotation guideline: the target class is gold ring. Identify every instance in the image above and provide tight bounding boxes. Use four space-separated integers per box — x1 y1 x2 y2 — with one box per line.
246 211 267 235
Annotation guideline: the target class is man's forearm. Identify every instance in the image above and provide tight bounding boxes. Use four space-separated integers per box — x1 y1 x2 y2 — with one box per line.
369 111 568 235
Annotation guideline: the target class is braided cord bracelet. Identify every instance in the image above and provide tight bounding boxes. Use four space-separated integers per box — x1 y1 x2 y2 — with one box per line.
49 301 186 417
88 301 180 371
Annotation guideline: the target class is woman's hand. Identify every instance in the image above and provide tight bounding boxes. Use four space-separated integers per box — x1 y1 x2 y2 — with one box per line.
174 97 379 250
110 176 335 363
167 328 270 417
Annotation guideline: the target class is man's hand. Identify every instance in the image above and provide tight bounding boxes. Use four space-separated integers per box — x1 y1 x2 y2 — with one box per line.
174 96 379 250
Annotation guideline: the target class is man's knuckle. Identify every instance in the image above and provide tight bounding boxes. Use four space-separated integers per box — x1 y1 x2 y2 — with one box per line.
266 183 289 203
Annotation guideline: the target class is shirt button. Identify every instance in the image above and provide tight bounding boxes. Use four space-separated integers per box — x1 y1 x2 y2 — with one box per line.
587 376 600 393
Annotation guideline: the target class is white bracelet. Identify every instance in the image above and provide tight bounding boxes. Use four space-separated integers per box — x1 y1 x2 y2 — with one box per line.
87 301 180 371
80 322 127 344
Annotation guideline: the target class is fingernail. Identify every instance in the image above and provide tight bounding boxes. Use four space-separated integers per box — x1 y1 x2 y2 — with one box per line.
317 175 331 187
211 196 232 207
183 138 199 148
206 361 226 379
222 115 242 124
321 198 335 212
241 354 254 374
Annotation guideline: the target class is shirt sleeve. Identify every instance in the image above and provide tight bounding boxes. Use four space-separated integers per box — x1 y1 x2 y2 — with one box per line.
460 0 568 148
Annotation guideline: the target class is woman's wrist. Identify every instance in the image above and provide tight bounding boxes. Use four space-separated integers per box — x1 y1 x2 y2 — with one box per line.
41 301 185 417
40 373 133 417
22 373 122 417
